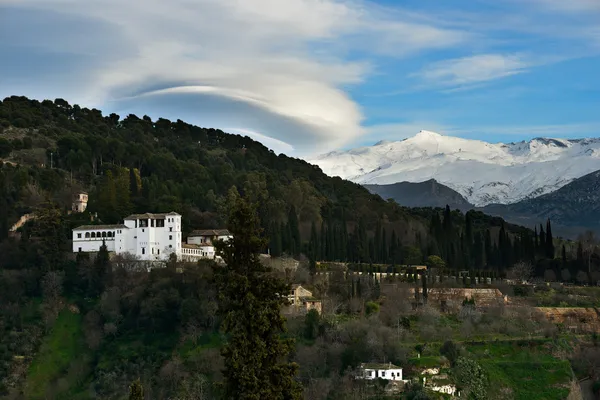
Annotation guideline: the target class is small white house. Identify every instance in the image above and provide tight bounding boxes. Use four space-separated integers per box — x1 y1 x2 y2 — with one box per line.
357 363 403 381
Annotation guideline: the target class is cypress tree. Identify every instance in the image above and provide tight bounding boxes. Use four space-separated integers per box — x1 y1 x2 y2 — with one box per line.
484 230 492 267
288 205 301 256
269 222 282 257
309 222 317 257
546 219 554 259
129 167 139 197
214 197 302 400
91 240 110 297
561 244 567 269
390 230 398 265
539 224 546 256
319 222 326 261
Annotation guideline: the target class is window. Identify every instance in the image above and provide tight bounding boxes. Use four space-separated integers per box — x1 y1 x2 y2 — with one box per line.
169 235 172 240
169 227 172 232
142 229 145 232
78 247 82 252
85 232 90 238
157 249 160 255
77 233 82 238
169 245 172 248
151 248 154 254
142 248 145 255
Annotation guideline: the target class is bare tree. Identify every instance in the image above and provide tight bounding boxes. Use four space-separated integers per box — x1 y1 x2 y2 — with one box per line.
508 262 533 283
579 230 598 274
41 271 65 330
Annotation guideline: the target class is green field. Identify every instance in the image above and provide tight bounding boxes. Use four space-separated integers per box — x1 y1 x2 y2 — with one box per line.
466 342 574 400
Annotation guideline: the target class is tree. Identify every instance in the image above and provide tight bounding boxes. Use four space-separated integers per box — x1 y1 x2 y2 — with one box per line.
440 340 460 366
287 205 301 256
90 240 110 297
452 357 488 400
425 255 445 270
507 261 533 283
304 309 320 340
128 378 144 400
546 219 555 259
214 196 302 400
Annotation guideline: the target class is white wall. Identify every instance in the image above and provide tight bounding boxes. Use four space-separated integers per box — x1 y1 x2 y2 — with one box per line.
362 368 403 381
72 229 118 253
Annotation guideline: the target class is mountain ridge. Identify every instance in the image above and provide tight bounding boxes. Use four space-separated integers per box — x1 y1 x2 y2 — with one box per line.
311 130 600 206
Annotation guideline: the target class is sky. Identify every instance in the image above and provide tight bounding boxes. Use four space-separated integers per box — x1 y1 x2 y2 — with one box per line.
1 0 600 157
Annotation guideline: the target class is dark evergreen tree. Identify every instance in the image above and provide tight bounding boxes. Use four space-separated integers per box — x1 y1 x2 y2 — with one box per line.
288 205 301 256
129 167 138 197
484 230 493 267
214 197 302 400
561 245 567 269
91 240 110 297
539 224 546 256
546 219 554 259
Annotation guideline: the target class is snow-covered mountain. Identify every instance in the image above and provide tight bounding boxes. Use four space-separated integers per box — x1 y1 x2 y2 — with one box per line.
311 130 600 207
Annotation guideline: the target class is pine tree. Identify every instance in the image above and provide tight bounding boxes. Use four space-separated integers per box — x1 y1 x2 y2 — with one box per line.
546 219 554 259
128 378 144 400
561 244 567 269
214 197 302 400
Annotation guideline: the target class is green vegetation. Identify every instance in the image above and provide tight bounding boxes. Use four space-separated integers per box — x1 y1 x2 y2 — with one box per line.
215 196 302 399
465 342 573 400
25 310 87 399
1 96 598 399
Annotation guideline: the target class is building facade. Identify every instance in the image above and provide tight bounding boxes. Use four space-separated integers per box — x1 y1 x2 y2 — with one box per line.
72 213 232 263
72 192 88 213
181 229 232 262
357 363 403 381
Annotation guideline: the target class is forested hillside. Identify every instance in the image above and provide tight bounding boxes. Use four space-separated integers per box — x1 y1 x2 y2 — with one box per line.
0 96 597 399
0 96 577 275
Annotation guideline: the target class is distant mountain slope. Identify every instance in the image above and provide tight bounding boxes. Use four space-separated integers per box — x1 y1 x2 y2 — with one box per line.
311 130 600 206
364 179 473 211
482 169 600 236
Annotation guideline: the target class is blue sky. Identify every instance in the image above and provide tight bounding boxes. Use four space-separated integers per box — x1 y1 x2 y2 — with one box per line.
1 0 599 156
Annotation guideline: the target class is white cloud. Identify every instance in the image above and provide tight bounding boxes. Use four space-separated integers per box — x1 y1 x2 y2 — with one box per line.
225 128 295 154
0 0 469 155
414 54 532 89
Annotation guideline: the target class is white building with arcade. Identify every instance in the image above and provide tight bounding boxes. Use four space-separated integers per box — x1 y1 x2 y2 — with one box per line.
71 212 232 262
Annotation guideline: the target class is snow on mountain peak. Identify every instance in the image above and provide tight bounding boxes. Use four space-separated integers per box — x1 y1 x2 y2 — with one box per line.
310 132 600 206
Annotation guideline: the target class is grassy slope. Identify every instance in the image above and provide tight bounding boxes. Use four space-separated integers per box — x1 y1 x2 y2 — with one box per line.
466 342 573 400
24 309 88 399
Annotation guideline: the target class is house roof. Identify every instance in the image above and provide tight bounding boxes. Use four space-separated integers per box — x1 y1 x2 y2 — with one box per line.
124 212 180 220
188 229 231 237
361 363 401 370
73 224 128 231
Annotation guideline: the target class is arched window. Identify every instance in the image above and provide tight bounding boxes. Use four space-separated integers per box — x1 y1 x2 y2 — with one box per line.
97 232 101 238
102 231 107 238
91 232 96 238
112 231 116 237
107 232 112 238
85 232 90 238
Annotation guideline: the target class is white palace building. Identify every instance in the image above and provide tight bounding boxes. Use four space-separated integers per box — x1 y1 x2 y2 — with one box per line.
72 212 232 262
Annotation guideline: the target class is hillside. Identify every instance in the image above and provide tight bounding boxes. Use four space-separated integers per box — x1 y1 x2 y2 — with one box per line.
0 96 594 399
311 130 600 206
482 169 600 236
0 96 430 256
364 179 472 211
